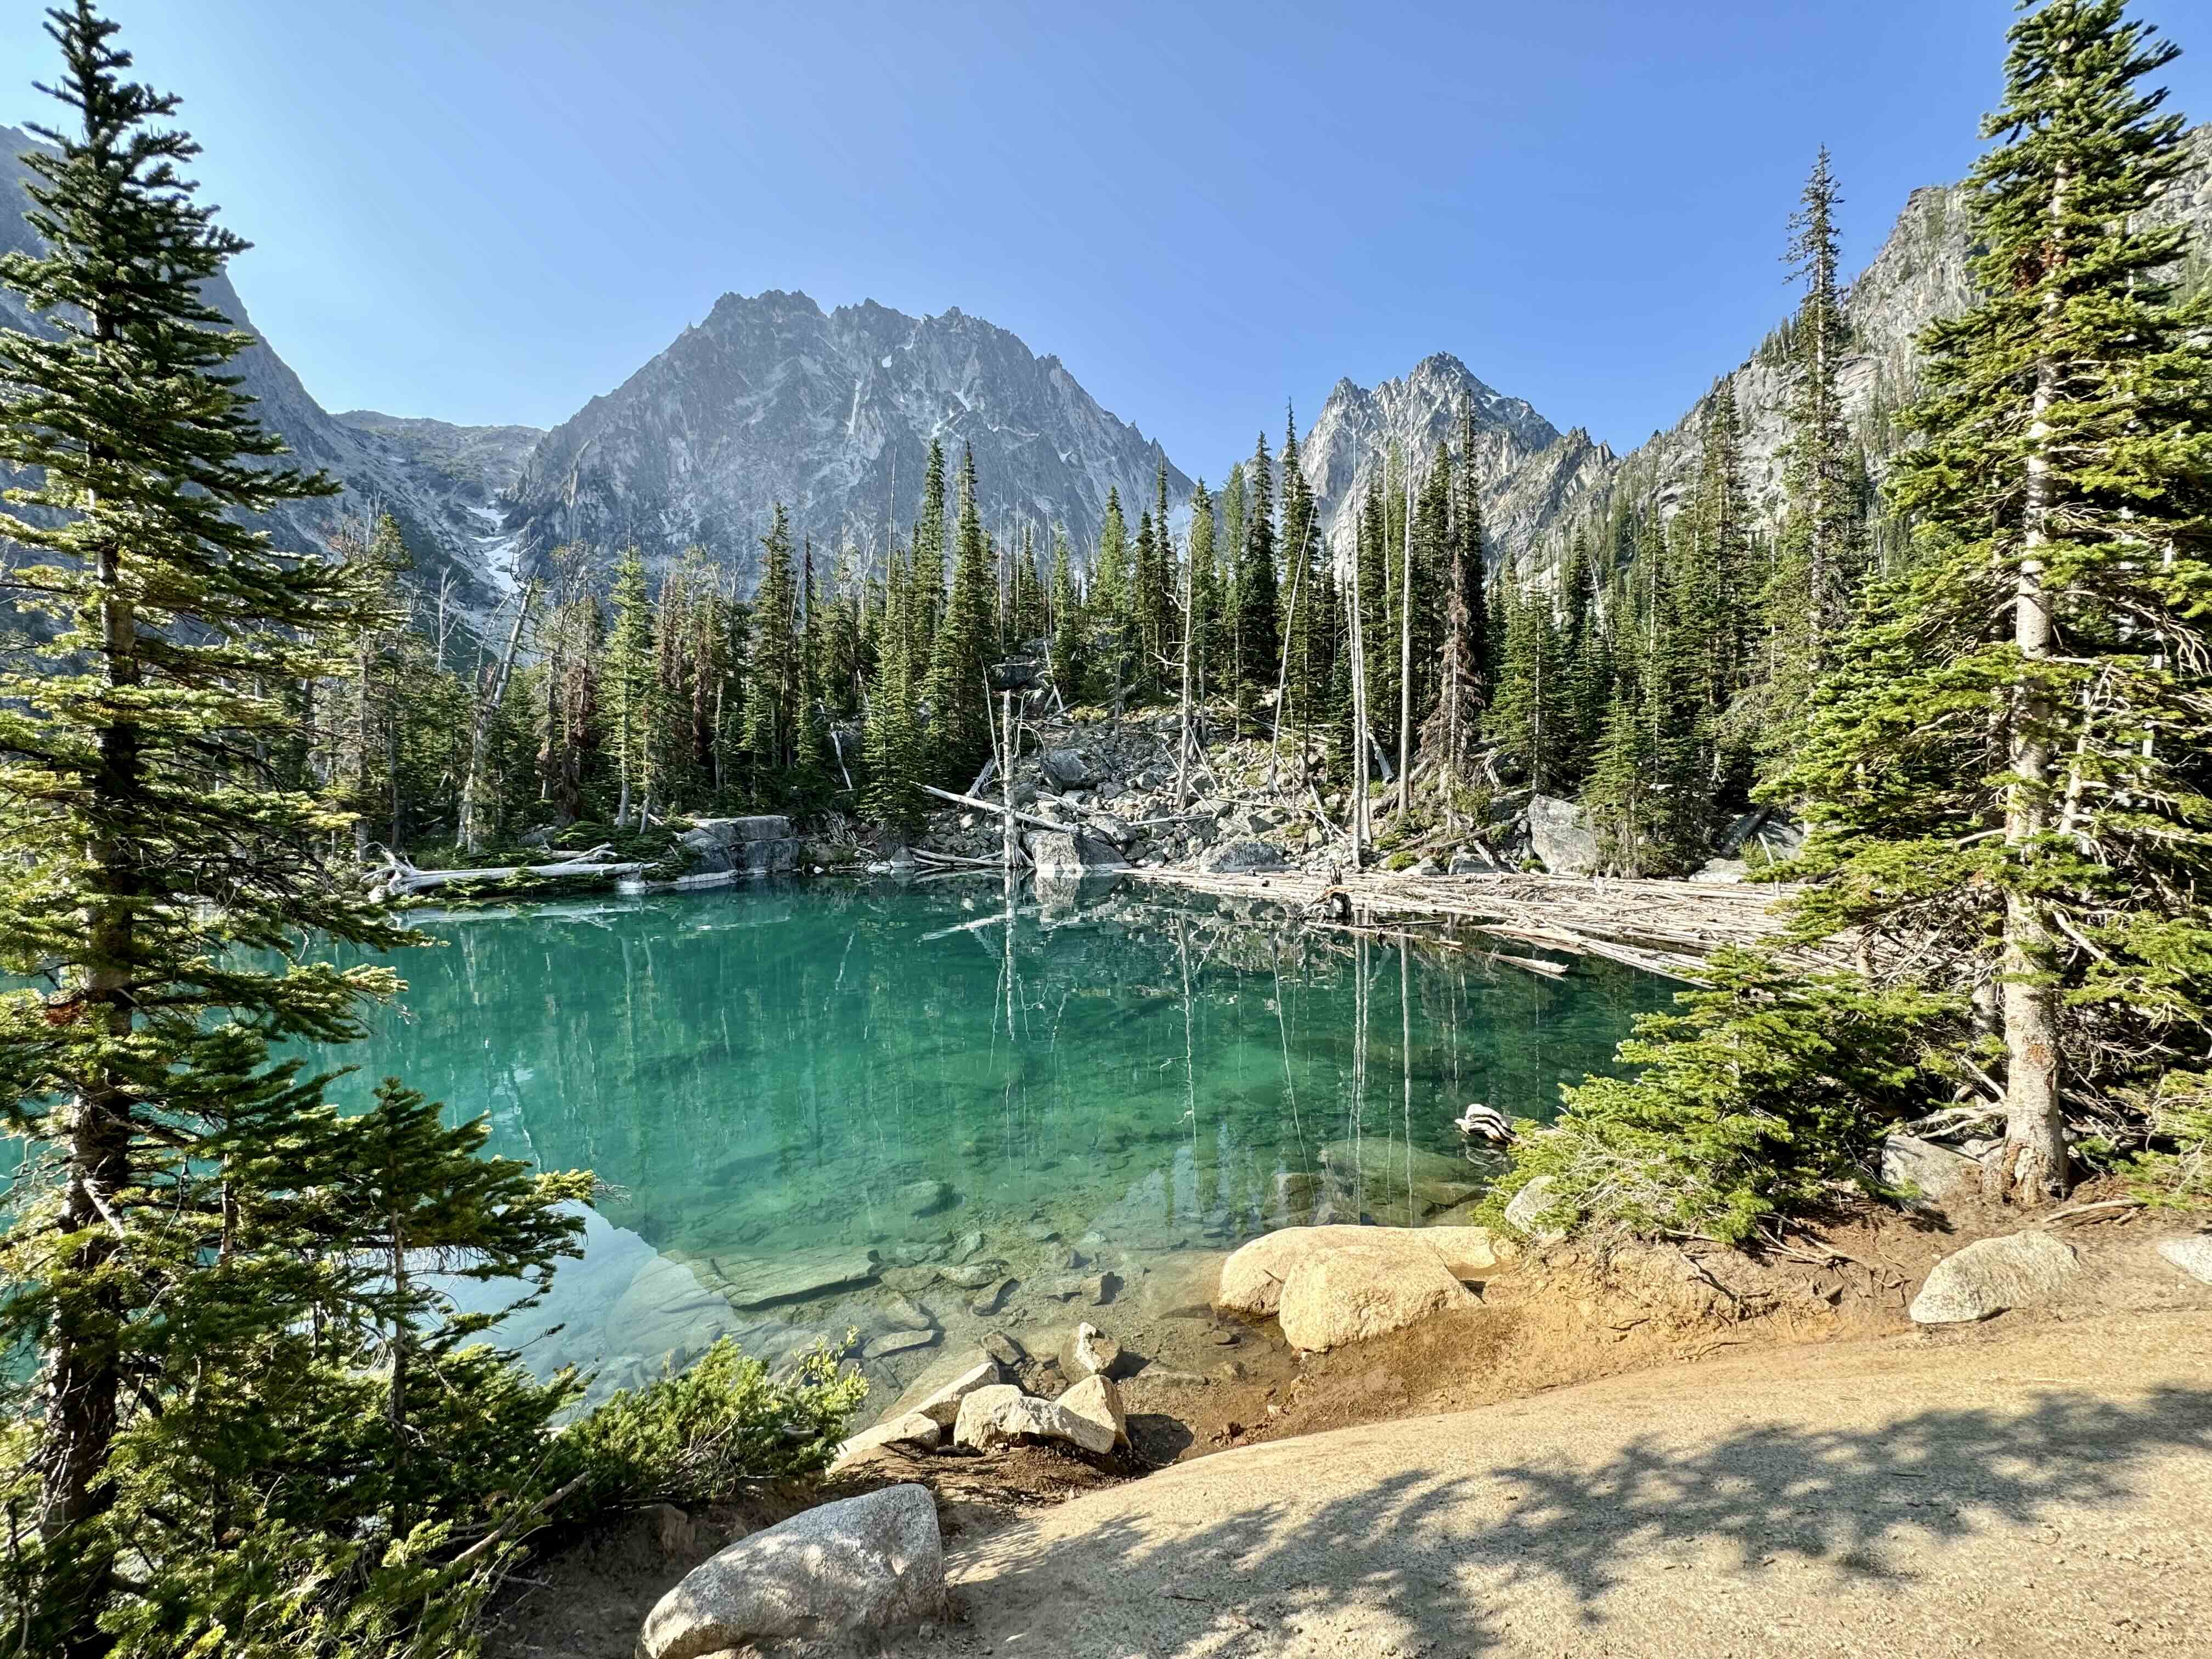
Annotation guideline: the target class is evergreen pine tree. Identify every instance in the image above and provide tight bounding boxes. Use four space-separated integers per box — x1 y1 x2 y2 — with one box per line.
1232 432 1280 732
1047 527 1084 703
743 506 800 794
0 12 580 1649
1786 0 2212 1204
604 545 656 823
924 447 997 779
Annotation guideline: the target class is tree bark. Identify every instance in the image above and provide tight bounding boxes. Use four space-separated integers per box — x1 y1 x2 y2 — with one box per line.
1994 154 2072 1206
46 443 132 1652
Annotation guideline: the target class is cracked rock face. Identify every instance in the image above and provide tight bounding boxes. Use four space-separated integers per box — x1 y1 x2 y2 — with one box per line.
504 289 1190 588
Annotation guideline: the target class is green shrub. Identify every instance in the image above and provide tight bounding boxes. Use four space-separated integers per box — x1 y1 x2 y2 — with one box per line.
1483 950 1961 1244
554 1338 868 1511
2125 1070 2212 1205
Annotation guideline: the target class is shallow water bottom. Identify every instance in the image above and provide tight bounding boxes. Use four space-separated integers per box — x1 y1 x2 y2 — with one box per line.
309 876 1669 1412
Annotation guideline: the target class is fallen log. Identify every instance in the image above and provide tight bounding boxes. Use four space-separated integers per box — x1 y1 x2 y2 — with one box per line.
369 845 646 899
919 783 1076 837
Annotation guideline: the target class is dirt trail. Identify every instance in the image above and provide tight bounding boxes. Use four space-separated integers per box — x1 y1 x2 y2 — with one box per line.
910 1311 2212 1657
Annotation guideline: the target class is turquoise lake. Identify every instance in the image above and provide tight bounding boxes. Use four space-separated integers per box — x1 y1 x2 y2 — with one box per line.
303 876 1672 1410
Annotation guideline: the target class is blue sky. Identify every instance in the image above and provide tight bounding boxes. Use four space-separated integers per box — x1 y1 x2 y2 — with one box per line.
6 2 2208 479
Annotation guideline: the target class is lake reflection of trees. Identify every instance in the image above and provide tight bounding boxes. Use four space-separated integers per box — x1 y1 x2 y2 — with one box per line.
303 880 1668 1259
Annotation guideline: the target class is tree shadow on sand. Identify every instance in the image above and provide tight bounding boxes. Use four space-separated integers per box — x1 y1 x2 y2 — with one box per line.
951 1385 2212 1654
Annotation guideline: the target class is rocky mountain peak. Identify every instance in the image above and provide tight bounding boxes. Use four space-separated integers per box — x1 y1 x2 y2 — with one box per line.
504 292 1190 585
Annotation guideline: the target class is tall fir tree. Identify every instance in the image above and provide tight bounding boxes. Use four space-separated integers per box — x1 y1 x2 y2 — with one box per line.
0 11 585 1650
925 447 998 779
603 545 656 823
1232 431 1280 731
1784 0 2212 1204
743 505 801 791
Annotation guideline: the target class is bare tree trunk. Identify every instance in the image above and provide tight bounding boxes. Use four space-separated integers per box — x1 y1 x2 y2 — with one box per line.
1992 155 2072 1207
1174 529 1196 808
1346 538 1372 861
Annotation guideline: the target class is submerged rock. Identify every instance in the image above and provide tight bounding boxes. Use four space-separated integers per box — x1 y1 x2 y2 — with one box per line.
637 1483 943 1659
1318 1138 1483 1212
702 1248 878 1310
864 1328 939 1360
1909 1232 2080 1324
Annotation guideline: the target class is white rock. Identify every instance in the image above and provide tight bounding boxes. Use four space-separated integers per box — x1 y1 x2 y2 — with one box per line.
637 1483 943 1659
1056 1373 1129 1449
951 1383 1118 1455
1216 1224 1516 1318
898 1357 1002 1428
1909 1232 2080 1324
1276 1240 1481 1351
1070 1322 1121 1377
830 1411 945 1471
2157 1235 2212 1286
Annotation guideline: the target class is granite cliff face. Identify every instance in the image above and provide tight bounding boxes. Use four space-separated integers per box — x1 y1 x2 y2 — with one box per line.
0 123 539 622
503 290 1190 584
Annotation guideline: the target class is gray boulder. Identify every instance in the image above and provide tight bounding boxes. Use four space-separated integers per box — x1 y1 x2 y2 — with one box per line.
2157 1236 2212 1286
1025 829 1126 877
1199 838 1286 876
1527 794 1599 876
637 1483 944 1659
1909 1232 2080 1324
1881 1135 1984 1215
951 1383 1117 1455
1040 747 1098 788
1503 1175 1566 1241
677 827 734 873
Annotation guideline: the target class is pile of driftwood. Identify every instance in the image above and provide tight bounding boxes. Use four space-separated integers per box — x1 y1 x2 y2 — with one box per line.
1130 865 1841 985
366 843 647 901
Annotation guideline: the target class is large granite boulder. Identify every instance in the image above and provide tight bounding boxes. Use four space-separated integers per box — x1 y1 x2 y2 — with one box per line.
1909 1232 2080 1324
1276 1238 1480 1351
637 1483 944 1659
951 1383 1117 1455
1216 1224 1516 1319
2157 1236 2212 1286
1025 828 1126 877
685 815 803 874
1199 839 1286 876
828 1410 944 1471
1527 794 1599 876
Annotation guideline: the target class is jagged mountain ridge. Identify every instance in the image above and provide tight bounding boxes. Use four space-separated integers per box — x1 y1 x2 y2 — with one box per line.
503 289 1191 584
1295 353 1612 569
1306 123 2212 583
0 123 534 624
